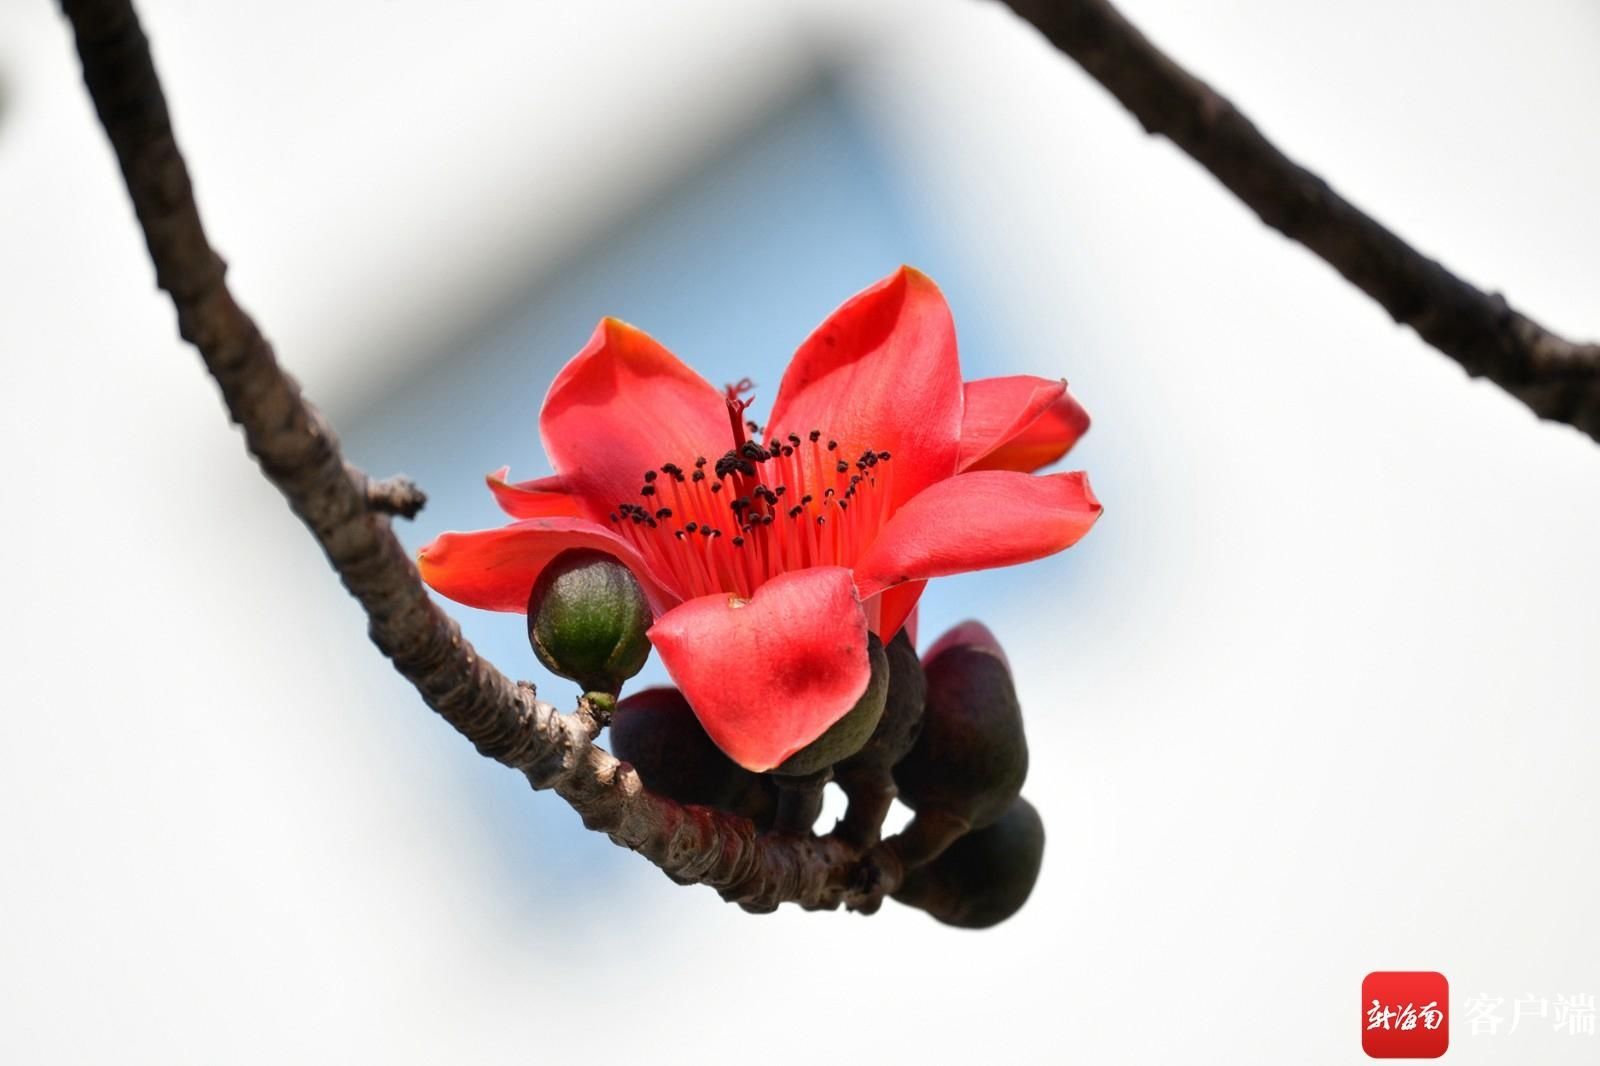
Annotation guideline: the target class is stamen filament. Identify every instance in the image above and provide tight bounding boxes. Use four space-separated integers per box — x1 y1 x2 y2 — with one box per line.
614 418 896 601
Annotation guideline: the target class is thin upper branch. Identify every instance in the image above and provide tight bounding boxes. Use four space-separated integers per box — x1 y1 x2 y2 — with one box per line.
60 0 873 912
1000 0 1600 442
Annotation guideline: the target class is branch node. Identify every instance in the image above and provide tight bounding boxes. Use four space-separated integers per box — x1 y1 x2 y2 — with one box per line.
363 472 427 519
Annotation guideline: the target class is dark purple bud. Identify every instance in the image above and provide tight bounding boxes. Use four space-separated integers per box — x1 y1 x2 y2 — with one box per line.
609 687 776 826
893 797 1045 928
893 622 1027 831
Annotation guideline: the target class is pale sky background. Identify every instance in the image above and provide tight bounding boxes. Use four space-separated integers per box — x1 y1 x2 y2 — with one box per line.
2 2 1598 1063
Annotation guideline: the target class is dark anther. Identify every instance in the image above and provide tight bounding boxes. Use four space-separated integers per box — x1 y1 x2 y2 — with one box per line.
732 536 745 547
788 433 801 446
644 470 658 482
788 506 803 518
739 440 769 463
661 463 681 475
781 445 794 457
646 518 658 528
824 488 835 498
641 485 656 496
710 482 723 493
695 456 707 468
827 439 838 450
686 522 698 533
774 485 787 498
839 500 849 512
816 516 827 526
878 451 892 461
836 460 849 473
656 508 672 519
809 430 822 442
674 530 685 540
692 470 705 483
700 526 714 537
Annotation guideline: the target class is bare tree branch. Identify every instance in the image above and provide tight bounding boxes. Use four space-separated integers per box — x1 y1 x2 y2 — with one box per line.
1000 0 1600 442
75 0 1588 918
60 0 879 913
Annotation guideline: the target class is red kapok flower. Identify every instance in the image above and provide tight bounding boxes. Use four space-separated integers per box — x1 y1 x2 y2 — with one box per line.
418 267 1100 771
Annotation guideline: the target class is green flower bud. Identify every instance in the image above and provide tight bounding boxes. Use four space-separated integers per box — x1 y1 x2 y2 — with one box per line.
609 687 776 826
774 633 890 777
838 628 926 775
527 548 651 695
893 634 1027 831
893 797 1045 929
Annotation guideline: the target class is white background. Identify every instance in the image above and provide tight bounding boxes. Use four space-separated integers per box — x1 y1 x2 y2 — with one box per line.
2 1 1598 1062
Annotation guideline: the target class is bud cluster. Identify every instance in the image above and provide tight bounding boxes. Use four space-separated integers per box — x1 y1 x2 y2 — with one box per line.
526 548 1045 927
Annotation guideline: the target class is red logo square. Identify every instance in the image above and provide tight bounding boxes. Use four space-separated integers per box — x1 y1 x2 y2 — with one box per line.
1363 972 1449 1058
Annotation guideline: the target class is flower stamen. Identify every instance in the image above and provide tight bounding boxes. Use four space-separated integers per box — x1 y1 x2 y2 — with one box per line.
609 417 895 601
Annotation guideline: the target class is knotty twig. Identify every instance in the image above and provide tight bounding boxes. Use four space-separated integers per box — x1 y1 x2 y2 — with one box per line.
61 0 886 913
1001 0 1600 441
360 471 428 519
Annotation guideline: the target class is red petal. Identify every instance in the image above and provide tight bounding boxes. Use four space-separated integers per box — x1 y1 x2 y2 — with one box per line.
960 376 1090 473
486 467 584 519
647 566 871 772
540 318 731 522
872 580 926 642
418 517 680 614
767 267 964 512
853 471 1102 599
923 620 1011 671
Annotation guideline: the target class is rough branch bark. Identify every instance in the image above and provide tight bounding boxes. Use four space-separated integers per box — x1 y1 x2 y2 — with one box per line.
60 0 874 913
1001 0 1600 442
